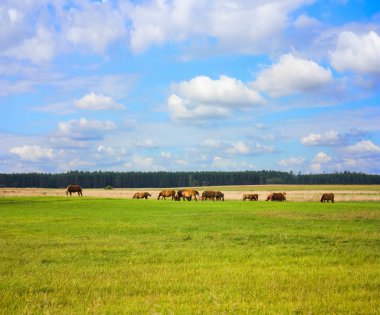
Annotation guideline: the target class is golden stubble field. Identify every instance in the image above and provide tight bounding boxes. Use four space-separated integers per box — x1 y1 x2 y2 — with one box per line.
2 185 380 202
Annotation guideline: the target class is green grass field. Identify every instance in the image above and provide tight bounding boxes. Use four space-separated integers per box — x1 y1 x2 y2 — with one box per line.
0 197 379 314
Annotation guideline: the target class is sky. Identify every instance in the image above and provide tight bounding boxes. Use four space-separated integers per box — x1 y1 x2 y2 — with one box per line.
1 0 380 174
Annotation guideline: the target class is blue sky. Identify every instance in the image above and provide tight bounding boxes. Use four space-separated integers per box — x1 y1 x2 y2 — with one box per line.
1 0 380 174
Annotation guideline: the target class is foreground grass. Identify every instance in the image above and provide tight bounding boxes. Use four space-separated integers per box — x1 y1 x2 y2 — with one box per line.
0 197 379 314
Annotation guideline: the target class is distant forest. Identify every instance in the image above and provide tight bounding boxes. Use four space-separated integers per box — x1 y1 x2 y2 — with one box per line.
1 171 380 188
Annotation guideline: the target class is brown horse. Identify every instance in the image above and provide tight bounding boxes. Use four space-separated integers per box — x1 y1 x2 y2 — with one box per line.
177 189 199 201
266 192 286 201
320 193 334 203
243 193 258 201
201 190 216 201
157 189 176 200
66 184 83 196
200 190 224 201
133 192 151 199
215 191 224 201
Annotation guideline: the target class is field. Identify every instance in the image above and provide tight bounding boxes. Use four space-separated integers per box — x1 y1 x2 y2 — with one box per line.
0 191 379 314
2 184 380 201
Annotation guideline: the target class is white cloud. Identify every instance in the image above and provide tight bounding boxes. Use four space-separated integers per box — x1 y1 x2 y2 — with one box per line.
345 140 380 155
229 141 275 155
74 93 124 110
160 151 172 158
227 142 251 155
293 14 321 29
330 31 380 74
133 139 158 149
313 152 332 163
212 156 255 171
128 0 312 54
64 1 127 53
168 75 264 121
309 152 332 173
173 75 264 106
0 4 33 54
300 130 341 146
168 94 230 121
124 156 165 171
247 142 275 154
50 118 116 147
201 139 224 149
278 156 305 167
97 145 114 155
254 53 332 97
202 139 274 156
3 26 56 63
10 145 54 161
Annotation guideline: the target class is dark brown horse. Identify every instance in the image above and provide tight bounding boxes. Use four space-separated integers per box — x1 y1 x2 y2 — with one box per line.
243 193 258 201
66 184 82 196
266 192 286 201
320 193 334 203
201 190 216 201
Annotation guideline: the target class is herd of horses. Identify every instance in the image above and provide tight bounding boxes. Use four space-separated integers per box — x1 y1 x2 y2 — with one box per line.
65 185 335 203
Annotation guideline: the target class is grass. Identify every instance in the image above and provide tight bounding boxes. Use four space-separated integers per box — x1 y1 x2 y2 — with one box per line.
0 197 379 314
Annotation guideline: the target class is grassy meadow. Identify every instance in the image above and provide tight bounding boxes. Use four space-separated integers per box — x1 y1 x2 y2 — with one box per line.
0 197 379 314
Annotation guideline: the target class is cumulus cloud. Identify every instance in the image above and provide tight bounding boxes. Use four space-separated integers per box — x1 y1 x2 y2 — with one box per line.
300 130 342 146
293 14 321 29
310 151 332 173
345 140 380 155
301 129 370 147
74 93 124 110
63 1 127 53
2 26 56 63
227 142 252 155
168 94 230 121
173 75 264 106
128 0 311 54
0 1 128 63
313 152 332 163
202 139 274 156
330 31 380 74
10 145 54 161
50 118 116 147
253 53 332 97
0 6 26 49
168 75 264 121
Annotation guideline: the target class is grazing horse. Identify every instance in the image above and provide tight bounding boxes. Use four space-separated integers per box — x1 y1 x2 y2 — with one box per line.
133 192 151 199
201 190 216 201
66 184 83 196
320 193 334 203
157 189 176 200
200 190 224 201
243 193 258 201
215 191 224 201
266 192 286 201
177 189 199 201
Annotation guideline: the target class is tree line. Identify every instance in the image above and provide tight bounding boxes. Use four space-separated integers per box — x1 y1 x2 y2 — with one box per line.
0 171 379 188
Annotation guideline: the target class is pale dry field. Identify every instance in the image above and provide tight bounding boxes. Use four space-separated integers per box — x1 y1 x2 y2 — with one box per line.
1 186 380 202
